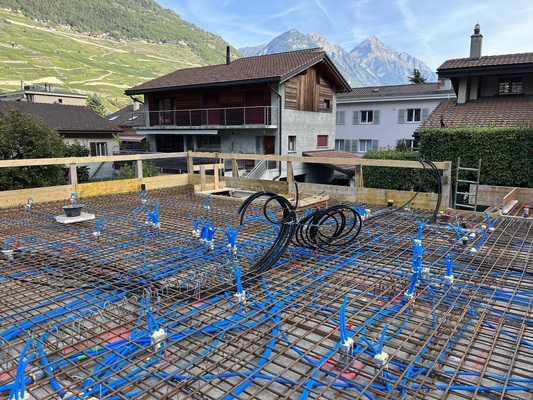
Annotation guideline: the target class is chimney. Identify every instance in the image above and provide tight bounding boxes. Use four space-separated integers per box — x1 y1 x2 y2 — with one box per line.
469 23 483 61
226 46 231 65
133 99 140 111
437 78 452 91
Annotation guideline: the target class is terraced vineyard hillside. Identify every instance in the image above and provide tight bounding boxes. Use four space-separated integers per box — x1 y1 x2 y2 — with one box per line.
0 8 235 112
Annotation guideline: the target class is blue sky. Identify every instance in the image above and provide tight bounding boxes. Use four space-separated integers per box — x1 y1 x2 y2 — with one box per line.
157 0 533 71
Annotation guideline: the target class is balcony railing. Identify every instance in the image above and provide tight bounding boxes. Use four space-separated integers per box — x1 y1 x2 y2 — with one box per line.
131 106 278 129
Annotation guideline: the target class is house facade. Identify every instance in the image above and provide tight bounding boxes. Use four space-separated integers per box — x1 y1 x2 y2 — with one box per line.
0 83 87 105
418 24 533 133
0 102 122 180
335 82 455 153
124 48 351 181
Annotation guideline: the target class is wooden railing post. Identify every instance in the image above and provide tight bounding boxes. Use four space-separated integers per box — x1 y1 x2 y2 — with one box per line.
135 160 143 179
69 162 78 187
187 150 194 179
231 159 239 178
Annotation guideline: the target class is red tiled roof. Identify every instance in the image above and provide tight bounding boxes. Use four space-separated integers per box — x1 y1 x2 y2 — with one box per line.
438 52 533 71
0 102 122 133
126 48 348 94
417 97 533 131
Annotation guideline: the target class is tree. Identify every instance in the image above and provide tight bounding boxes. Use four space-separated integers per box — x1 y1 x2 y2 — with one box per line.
65 140 91 182
87 93 108 117
0 109 68 190
408 68 427 84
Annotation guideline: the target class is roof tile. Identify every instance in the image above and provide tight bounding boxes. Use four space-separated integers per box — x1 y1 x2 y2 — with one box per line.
438 52 533 71
126 48 328 93
338 82 454 101
417 97 533 131
0 102 122 133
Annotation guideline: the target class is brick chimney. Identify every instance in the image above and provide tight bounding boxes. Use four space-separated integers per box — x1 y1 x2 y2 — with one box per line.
469 23 483 61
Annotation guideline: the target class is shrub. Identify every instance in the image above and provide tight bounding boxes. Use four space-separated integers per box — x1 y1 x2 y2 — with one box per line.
362 149 439 192
116 161 160 179
418 126 533 187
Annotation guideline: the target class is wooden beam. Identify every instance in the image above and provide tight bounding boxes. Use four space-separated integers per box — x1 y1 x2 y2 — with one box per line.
287 161 294 186
69 163 78 187
135 160 143 179
0 151 449 172
187 150 194 178
231 159 239 178
355 165 363 188
200 165 206 191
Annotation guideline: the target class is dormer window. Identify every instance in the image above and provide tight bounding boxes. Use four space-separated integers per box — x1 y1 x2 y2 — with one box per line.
499 77 522 94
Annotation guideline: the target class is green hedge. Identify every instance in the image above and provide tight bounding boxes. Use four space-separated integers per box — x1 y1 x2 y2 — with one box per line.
362 150 439 192
418 126 533 187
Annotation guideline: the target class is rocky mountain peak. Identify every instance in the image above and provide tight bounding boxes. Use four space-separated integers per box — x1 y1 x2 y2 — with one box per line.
239 29 436 86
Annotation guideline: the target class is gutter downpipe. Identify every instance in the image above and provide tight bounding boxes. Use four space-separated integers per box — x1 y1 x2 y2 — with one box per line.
269 83 282 180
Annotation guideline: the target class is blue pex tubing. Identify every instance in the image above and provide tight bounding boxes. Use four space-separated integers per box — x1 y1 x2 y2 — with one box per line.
0 186 532 399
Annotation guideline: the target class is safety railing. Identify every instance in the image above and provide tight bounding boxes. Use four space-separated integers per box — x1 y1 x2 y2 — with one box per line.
131 106 278 128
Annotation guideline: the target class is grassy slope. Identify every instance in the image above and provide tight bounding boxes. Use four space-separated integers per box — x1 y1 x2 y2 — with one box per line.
0 9 225 112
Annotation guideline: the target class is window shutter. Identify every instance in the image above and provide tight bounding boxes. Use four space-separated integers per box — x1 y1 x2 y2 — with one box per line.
373 110 380 124
90 142 97 156
336 111 345 124
352 111 359 125
398 109 405 124
351 139 358 153
372 140 379 151
421 108 429 121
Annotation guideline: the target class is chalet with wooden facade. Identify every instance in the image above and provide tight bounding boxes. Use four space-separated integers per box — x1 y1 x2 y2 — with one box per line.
417 24 533 137
124 47 351 181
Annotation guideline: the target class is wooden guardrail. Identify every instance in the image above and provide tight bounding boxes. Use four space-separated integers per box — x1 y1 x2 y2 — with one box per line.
0 151 453 208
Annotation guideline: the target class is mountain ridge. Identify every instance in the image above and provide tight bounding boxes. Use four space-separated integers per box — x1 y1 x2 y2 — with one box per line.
239 29 437 87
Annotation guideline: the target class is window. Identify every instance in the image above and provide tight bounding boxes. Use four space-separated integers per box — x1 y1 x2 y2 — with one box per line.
126 115 140 122
398 108 428 124
90 142 108 156
336 139 358 153
336 111 345 125
317 135 328 147
359 139 378 152
353 110 380 124
288 135 297 152
198 135 221 151
406 108 421 122
324 99 331 109
361 110 373 124
359 139 372 152
499 77 522 94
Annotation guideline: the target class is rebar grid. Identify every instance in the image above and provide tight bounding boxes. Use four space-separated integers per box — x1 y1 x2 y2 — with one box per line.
1 187 532 400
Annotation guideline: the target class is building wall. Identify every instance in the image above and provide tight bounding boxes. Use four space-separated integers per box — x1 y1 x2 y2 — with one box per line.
336 97 450 152
30 93 86 106
63 136 119 179
479 73 533 97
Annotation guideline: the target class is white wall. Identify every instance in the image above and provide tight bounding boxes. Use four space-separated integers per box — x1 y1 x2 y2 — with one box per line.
336 97 450 152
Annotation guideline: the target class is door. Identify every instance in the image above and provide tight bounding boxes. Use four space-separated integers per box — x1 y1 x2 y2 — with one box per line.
264 136 275 154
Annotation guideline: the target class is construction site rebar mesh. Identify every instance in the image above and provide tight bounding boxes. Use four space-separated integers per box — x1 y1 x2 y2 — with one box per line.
1 186 533 400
